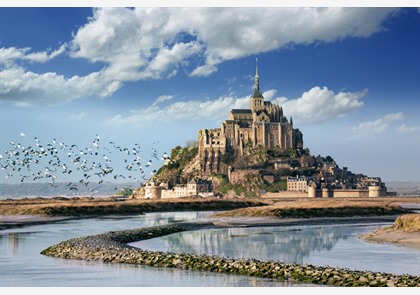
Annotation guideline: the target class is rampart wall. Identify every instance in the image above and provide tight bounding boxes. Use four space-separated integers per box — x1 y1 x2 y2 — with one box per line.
262 191 308 198
262 188 386 199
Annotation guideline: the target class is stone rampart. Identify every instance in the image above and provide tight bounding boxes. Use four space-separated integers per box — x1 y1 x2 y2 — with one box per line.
262 191 308 198
263 189 383 198
332 189 369 198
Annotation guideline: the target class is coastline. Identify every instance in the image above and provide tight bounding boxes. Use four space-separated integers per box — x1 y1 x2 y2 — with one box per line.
358 225 420 249
0 214 77 229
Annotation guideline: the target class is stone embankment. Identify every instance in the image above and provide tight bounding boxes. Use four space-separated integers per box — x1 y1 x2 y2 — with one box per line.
41 223 420 287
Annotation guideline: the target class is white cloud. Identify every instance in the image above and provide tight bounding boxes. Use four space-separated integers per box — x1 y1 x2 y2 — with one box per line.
0 45 66 65
67 112 88 121
184 7 398 76
397 124 419 134
155 95 174 104
384 112 404 122
99 80 123 98
1 7 399 106
73 7 398 79
352 112 404 136
0 65 120 106
271 86 366 124
109 86 365 128
108 94 249 127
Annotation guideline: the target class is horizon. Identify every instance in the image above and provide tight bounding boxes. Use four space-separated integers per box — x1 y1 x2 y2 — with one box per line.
0 5 419 184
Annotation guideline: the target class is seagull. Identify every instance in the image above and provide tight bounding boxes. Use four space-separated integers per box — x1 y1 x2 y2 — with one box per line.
20 132 26 137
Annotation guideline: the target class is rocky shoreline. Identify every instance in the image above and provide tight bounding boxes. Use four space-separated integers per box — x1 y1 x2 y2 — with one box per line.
41 221 420 287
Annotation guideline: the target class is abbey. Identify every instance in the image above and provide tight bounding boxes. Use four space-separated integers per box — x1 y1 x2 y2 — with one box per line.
198 60 303 174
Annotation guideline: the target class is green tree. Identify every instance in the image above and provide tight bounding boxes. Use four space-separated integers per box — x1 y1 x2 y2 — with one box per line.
221 149 235 164
325 155 334 162
287 148 298 158
116 187 133 197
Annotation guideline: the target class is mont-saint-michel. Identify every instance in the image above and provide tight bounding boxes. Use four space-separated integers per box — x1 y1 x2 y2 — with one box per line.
1 7 419 289
137 61 389 200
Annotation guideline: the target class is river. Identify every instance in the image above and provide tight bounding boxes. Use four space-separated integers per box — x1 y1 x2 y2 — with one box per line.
0 211 419 287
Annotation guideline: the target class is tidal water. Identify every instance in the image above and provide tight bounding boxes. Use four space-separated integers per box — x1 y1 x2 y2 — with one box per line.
1 211 419 287
130 222 420 276
0 211 306 287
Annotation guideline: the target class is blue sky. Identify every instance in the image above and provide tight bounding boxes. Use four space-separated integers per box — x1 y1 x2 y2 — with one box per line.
0 4 419 186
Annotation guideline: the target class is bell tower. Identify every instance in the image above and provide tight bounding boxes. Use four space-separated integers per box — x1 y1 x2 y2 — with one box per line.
250 58 264 112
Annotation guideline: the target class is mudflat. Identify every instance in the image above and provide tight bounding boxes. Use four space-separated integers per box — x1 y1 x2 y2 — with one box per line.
359 226 420 248
1 196 419 248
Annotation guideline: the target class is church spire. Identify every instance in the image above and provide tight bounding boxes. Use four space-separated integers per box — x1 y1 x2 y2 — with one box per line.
256 57 259 77
252 58 263 98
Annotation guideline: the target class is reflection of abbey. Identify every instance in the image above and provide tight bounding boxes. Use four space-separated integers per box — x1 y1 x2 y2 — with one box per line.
198 60 303 175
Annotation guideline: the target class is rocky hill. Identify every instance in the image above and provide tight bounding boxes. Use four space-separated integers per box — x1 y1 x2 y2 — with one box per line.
134 140 379 199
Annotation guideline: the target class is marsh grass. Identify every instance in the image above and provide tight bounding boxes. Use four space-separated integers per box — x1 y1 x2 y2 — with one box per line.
393 214 420 232
210 199 415 218
1 197 418 219
0 197 266 216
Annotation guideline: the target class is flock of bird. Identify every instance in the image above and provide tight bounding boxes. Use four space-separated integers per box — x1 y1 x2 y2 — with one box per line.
0 133 171 195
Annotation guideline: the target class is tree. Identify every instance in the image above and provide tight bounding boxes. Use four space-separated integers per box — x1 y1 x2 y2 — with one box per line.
221 148 235 164
116 187 133 197
287 148 298 158
185 140 198 148
325 155 334 162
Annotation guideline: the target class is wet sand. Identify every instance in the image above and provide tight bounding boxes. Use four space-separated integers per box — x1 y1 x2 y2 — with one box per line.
359 226 420 248
0 215 76 229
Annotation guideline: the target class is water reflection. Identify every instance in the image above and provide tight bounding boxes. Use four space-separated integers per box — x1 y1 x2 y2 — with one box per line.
130 223 420 276
1 211 418 287
6 233 21 255
2 211 303 287
132 224 361 263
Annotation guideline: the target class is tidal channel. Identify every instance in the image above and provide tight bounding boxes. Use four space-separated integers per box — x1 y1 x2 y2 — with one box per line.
1 211 418 287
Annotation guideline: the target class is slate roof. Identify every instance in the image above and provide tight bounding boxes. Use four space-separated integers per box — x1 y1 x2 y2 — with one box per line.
231 109 252 114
